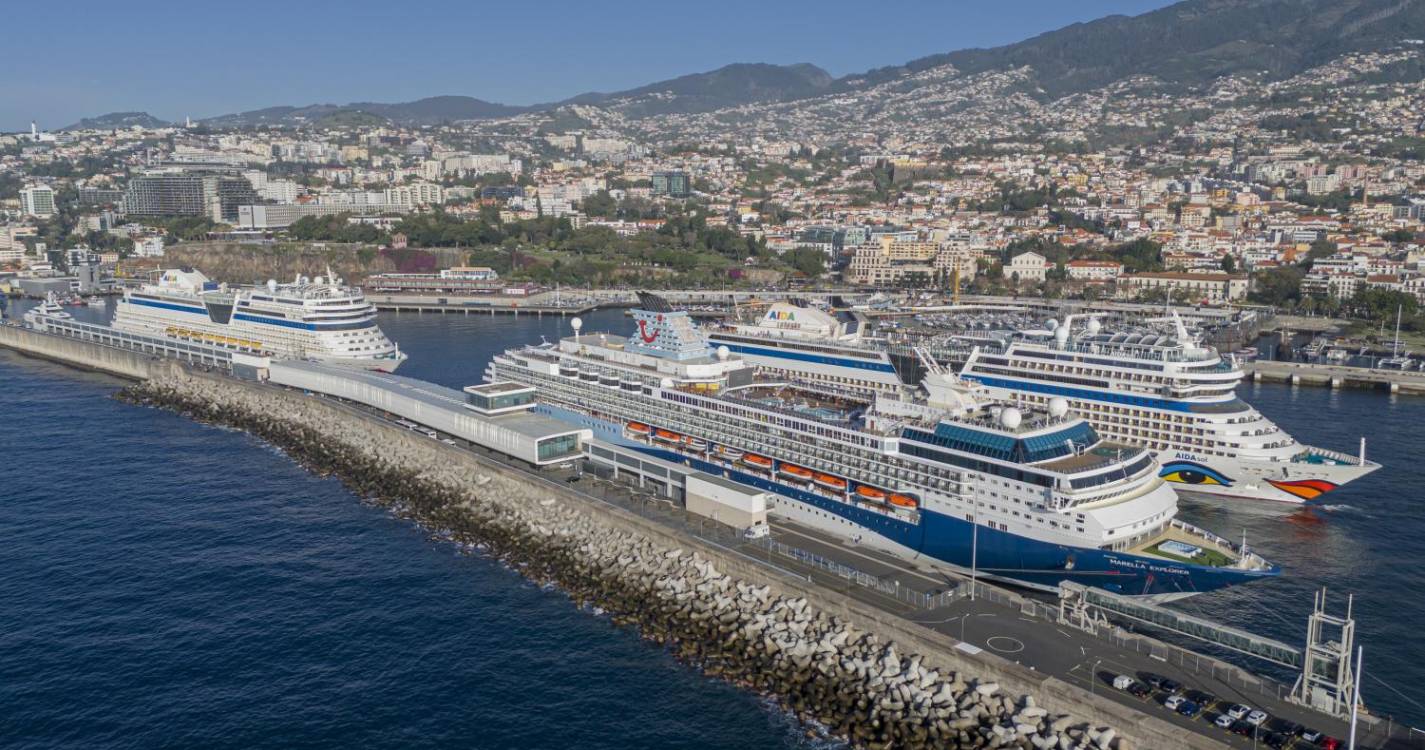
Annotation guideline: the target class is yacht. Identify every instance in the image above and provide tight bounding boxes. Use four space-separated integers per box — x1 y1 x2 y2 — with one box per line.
22 292 73 326
112 268 406 371
486 293 1278 599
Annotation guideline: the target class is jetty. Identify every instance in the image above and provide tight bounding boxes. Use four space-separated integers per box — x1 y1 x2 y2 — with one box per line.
3 317 1419 749
1244 360 1425 394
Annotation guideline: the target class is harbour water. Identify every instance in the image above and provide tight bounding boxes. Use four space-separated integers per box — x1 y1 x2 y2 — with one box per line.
0 312 828 749
3 301 1423 742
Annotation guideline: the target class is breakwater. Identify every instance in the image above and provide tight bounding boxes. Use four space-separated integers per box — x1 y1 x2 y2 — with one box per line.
0 323 158 380
113 365 1215 750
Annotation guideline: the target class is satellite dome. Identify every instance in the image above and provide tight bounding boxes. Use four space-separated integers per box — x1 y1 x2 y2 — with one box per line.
660 378 674 389
570 317 583 333
716 345 730 361
1054 326 1071 346
999 407 1023 429
1086 318 1102 335
266 279 278 293
1045 318 1059 331
1048 397 1069 418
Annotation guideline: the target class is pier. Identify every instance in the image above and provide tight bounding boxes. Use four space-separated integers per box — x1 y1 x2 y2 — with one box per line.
370 295 597 316
3 321 1422 748
1244 360 1425 394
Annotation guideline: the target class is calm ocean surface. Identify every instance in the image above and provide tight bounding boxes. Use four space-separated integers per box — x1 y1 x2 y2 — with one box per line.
2 303 1422 747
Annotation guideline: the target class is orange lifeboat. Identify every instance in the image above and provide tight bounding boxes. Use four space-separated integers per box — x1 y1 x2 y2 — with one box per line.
654 429 681 443
626 421 652 435
855 486 887 502
779 463 813 480
814 473 848 491
742 454 773 469
888 493 919 509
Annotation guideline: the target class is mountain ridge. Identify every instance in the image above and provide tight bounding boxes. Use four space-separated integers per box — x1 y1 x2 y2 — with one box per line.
58 0 1425 131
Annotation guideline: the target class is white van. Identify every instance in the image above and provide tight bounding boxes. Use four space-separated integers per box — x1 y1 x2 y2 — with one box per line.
1112 674 1135 691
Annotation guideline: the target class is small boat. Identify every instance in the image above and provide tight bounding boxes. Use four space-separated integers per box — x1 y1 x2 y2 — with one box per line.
814 473 848 491
686 438 708 451
888 493 919 509
855 486 887 502
742 454 772 469
654 429 681 443
85 296 106 307
626 421 652 436
779 463 813 480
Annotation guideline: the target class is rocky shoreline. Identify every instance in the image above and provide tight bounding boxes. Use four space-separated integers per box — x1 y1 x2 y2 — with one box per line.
119 369 1134 750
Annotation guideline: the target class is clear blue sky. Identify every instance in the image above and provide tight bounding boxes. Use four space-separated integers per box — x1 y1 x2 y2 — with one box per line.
4 0 1175 131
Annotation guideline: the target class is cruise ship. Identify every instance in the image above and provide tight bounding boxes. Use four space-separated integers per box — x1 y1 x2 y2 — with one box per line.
487 293 1278 599
112 268 406 371
707 301 908 397
935 315 1379 504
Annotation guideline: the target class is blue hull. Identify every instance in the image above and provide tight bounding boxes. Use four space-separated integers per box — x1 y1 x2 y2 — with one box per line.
540 406 1279 598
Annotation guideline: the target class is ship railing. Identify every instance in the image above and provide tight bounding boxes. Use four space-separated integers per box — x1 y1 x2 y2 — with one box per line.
1167 518 1268 568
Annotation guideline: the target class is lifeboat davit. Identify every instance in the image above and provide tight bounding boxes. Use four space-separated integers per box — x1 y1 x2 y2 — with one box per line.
654 429 681 443
888 493 919 509
814 473 848 491
779 463 813 480
742 454 773 469
855 486 887 502
626 422 652 436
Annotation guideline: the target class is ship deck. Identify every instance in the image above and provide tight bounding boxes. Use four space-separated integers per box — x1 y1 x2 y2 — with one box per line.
1128 524 1239 568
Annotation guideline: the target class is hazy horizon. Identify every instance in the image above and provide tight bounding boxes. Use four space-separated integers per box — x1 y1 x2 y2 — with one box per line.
4 0 1173 131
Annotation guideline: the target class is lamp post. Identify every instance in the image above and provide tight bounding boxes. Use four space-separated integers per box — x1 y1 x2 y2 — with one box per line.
970 483 980 601
1091 658 1103 697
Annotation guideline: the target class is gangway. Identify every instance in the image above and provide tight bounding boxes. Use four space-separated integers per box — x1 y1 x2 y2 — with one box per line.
1058 581 1303 667
1058 582 1362 719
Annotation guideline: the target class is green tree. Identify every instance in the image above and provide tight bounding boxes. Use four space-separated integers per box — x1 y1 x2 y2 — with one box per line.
1249 265 1306 308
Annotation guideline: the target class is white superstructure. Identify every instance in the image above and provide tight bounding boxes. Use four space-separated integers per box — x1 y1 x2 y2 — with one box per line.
485 294 1277 599
112 268 406 371
942 314 1379 504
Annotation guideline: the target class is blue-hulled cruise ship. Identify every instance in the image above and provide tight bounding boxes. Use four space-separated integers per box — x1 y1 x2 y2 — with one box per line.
487 293 1278 600
112 268 406 371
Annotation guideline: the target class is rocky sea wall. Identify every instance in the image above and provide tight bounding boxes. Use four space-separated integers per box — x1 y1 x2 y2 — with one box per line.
117 365 1218 750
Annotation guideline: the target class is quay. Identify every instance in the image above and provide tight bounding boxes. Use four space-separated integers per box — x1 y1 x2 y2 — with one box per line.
1244 360 1425 394
3 319 1421 749
369 294 597 316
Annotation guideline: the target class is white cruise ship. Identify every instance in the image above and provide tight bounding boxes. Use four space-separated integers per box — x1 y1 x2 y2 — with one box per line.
936 315 1379 504
487 293 1278 599
112 268 406 371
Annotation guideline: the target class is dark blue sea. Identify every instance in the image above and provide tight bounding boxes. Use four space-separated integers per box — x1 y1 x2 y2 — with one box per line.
2 303 1423 745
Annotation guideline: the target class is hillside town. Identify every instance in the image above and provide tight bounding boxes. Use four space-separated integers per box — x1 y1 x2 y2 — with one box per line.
3 43 1424 322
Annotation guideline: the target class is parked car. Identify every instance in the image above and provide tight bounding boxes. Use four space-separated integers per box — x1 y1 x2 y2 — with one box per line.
1127 682 1151 699
1246 710 1270 726
1142 673 1169 690
1226 704 1252 720
1300 728 1325 742
1112 674 1136 691
1230 720 1258 737
1214 714 1236 730
1320 737 1342 750
1176 701 1202 718
1264 731 1290 749
1163 695 1186 711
